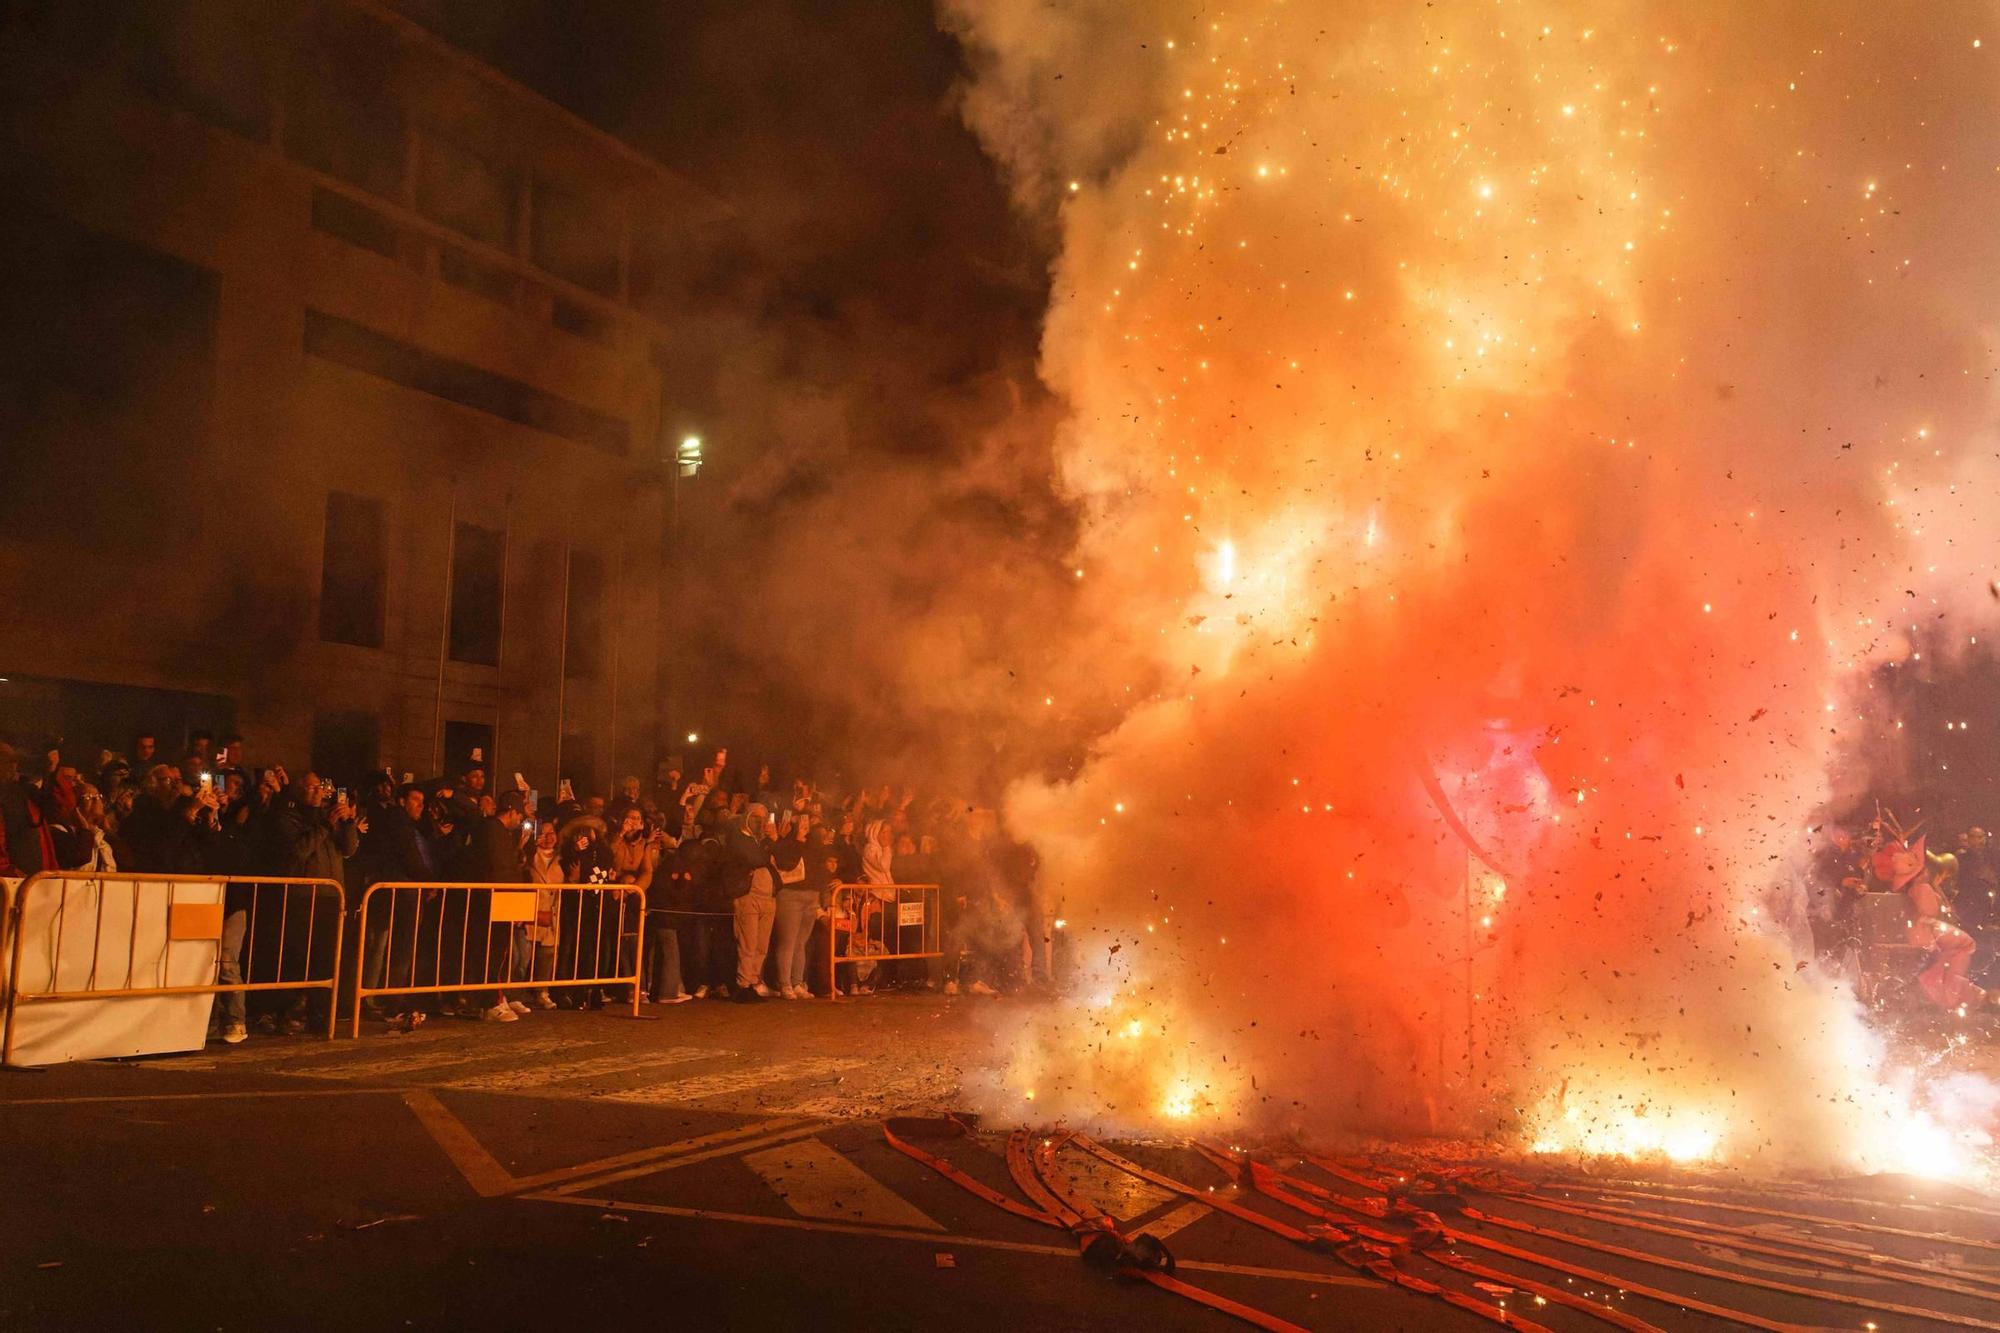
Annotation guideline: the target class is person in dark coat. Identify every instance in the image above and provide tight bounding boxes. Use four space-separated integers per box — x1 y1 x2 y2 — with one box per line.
359 784 437 1023
261 774 360 1034
0 742 46 877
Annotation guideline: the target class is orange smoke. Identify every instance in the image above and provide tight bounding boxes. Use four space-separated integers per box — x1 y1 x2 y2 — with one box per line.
945 2 2000 1170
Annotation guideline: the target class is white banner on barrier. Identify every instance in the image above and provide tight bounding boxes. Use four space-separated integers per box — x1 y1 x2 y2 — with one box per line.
6 877 222 1068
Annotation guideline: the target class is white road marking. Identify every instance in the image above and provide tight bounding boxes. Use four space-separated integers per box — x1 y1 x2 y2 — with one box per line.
1053 1146 1177 1220
1137 1200 1213 1240
600 1056 864 1106
743 1138 943 1231
448 1046 723 1091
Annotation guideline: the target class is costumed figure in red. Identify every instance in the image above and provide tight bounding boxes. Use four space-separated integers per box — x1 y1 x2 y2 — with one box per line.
1875 812 1991 1011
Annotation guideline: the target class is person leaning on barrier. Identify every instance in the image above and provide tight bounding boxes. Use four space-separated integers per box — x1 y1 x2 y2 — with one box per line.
602 806 658 1006
458 791 531 1023
520 817 563 1009
358 783 437 1026
266 772 360 1035
120 763 217 875
769 814 818 999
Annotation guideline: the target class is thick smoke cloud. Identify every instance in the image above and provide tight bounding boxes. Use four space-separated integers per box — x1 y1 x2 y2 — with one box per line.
942 1 2000 1169
401 0 1083 788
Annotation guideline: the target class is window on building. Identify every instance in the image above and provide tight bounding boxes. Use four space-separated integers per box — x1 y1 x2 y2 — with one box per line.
438 246 520 308
319 492 386 648
283 12 406 199
558 730 598 797
310 709 380 789
124 0 278 142
563 549 605 680
530 180 619 296
310 189 402 261
442 719 494 784
417 134 516 249
448 522 505 667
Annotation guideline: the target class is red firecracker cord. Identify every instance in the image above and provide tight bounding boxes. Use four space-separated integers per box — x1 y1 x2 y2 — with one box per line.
1228 1146 1830 1333
1500 1189 2000 1303
882 1125 1309 1333
1072 1136 1552 1332
1459 1204 2000 1332
1213 1151 1662 1333
1566 1183 2000 1256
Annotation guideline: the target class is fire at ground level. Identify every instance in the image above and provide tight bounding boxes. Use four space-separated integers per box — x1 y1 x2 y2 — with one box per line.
10 995 2000 1331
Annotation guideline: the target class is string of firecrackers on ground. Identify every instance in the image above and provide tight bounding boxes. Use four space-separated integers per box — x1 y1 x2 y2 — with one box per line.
885 1119 1309 1332
886 1119 1549 1332
1290 1149 2000 1332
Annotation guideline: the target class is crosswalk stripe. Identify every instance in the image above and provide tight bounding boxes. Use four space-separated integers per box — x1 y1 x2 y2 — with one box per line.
447 1046 723 1091
1139 1200 1213 1239
600 1056 864 1106
1055 1145 1177 1220
278 1036 590 1082
743 1138 943 1231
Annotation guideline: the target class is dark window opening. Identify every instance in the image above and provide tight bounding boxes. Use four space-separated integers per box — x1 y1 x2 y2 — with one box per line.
416 134 516 248
319 492 386 648
558 731 597 797
448 522 505 667
530 180 619 295
309 709 379 790
310 188 401 261
123 0 277 142
438 245 520 308
563 548 605 681
304 310 629 455
442 719 495 785
551 297 614 345
283 10 406 200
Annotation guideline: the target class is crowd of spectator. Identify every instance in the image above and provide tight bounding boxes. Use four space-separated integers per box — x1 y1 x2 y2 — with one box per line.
0 732 1057 1045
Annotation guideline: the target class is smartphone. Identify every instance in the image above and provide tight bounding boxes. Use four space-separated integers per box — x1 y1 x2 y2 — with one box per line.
198 772 213 791
336 787 349 804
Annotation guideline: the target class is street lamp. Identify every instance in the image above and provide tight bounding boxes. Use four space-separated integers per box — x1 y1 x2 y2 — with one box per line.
659 427 705 772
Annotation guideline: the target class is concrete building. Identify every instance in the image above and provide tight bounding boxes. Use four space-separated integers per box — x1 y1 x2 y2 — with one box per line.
0 0 725 791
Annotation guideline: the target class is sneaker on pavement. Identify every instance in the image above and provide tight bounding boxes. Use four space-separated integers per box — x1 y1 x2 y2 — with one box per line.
662 992 693 1004
712 985 731 999
223 1022 248 1044
753 983 776 998
530 990 556 1010
507 999 531 1015
943 980 960 996
968 980 999 996
481 1003 519 1023
691 985 709 999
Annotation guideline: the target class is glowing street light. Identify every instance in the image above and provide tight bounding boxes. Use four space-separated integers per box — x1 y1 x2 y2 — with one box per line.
677 434 704 477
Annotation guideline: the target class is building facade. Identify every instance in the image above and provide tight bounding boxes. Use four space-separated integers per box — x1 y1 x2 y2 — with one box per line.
0 0 725 791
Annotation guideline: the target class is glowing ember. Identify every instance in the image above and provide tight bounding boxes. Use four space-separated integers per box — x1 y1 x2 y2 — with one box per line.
948 1 2000 1176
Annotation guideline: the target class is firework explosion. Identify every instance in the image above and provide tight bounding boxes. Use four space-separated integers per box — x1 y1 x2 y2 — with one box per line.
944 1 2000 1173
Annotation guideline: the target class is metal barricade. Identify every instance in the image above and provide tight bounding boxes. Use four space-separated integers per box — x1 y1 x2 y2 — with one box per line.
826 882 941 991
2 872 346 1064
350 881 644 1036
0 876 16 1017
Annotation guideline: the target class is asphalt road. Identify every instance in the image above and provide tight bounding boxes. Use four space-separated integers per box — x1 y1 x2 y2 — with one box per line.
6 994 2000 1332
